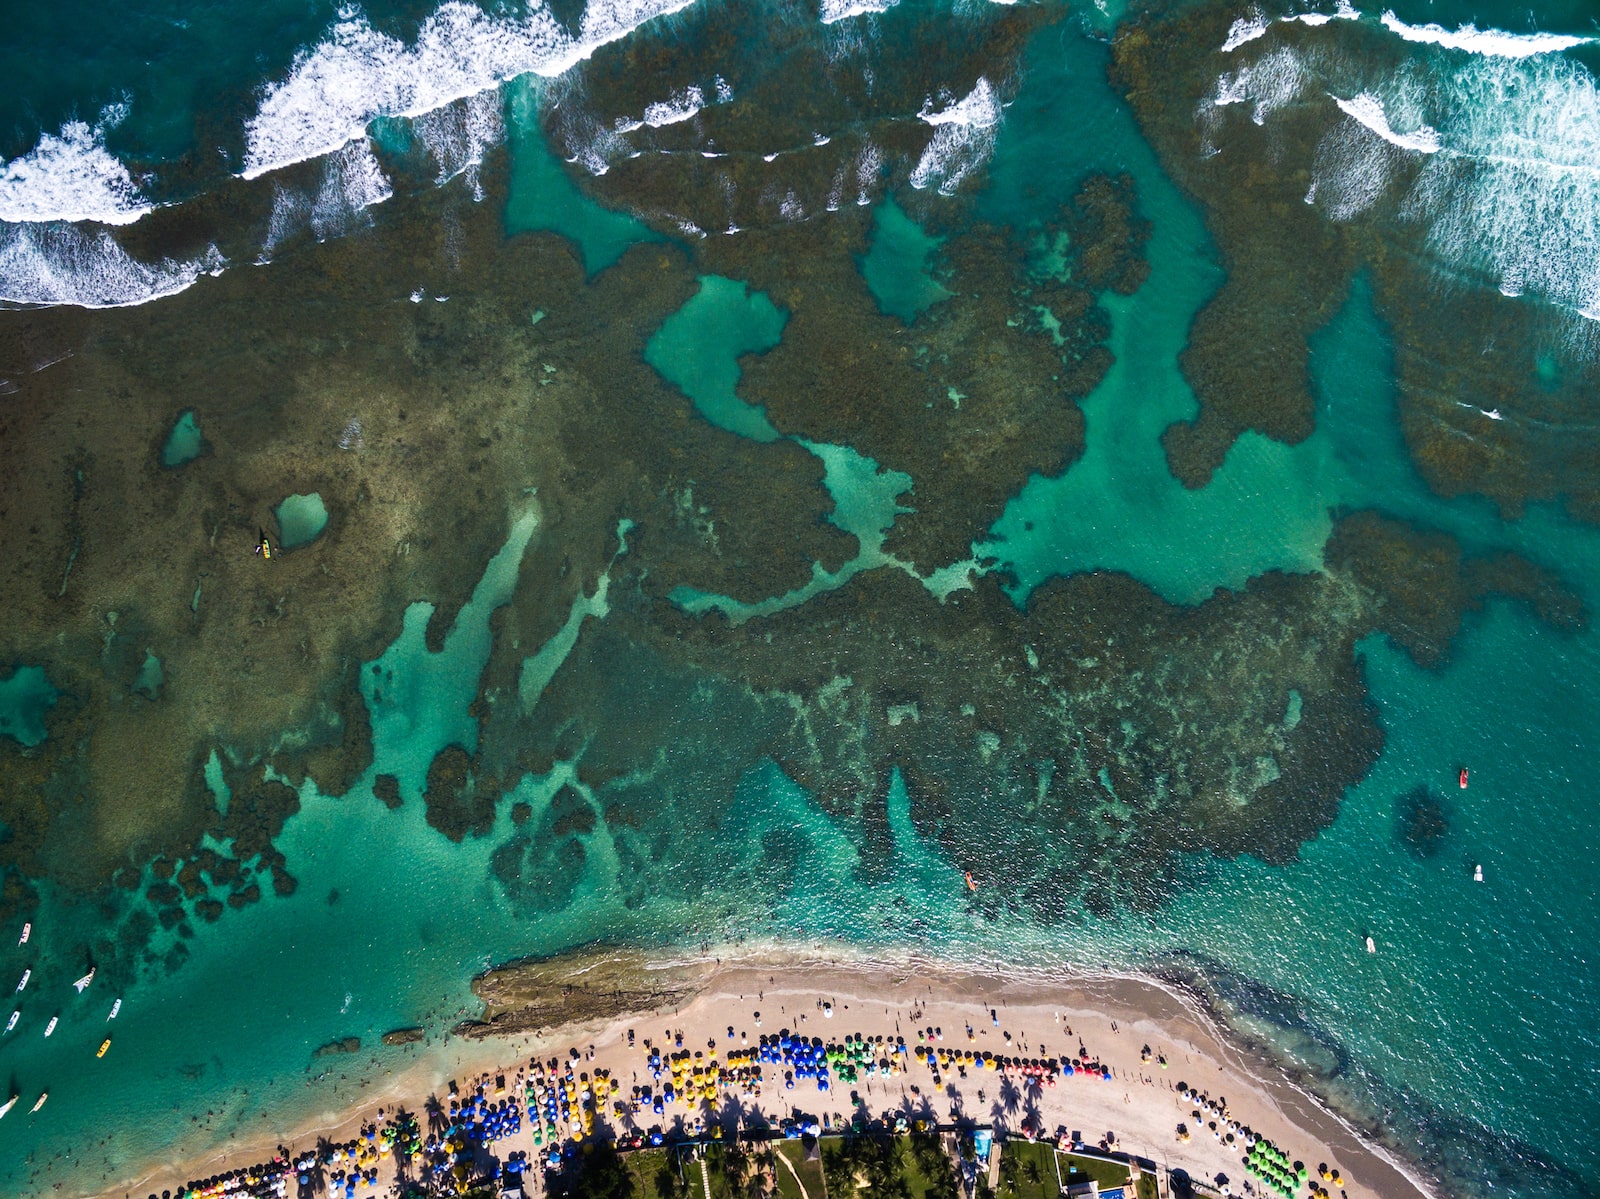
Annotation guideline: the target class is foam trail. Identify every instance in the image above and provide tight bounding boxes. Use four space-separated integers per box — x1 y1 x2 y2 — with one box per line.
1331 92 1440 153
242 0 697 181
1380 11 1596 59
414 89 505 197
0 117 150 227
910 78 1003 195
0 224 221 309
310 139 393 241
819 0 897 23
913 81 1006 195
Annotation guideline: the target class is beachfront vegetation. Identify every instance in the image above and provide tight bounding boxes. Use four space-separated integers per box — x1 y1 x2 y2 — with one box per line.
822 1132 958 1199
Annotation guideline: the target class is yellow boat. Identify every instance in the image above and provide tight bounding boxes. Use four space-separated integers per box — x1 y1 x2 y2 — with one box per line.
97 1037 111 1058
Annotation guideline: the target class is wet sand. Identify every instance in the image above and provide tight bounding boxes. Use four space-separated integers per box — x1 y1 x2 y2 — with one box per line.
83 949 1435 1199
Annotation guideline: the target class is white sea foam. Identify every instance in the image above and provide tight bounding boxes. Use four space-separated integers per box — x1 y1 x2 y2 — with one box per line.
911 78 1004 196
261 185 313 259
1280 0 1356 26
1216 22 1600 322
1307 117 1395 221
855 142 882 206
1379 11 1596 59
1331 92 1440 153
0 116 150 227
241 0 697 180
917 77 1003 128
641 85 706 128
413 88 504 197
310 139 393 241
1211 46 1306 124
0 223 221 308
819 0 897 23
1221 10 1269 53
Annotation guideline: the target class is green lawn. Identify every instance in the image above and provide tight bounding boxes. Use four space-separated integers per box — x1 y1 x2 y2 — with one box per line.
996 1141 1059 1199
1059 1151 1133 1193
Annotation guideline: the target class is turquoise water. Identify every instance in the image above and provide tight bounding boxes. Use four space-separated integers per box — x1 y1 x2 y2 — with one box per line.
0 666 57 748
860 200 952 325
159 411 204 468
273 493 329 550
4 1 1600 1197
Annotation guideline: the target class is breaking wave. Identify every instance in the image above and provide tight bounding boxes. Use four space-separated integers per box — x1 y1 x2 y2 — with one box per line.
0 114 150 227
910 78 1004 196
1379 10 1597 60
241 0 697 181
1209 14 1600 320
819 0 898 23
0 224 221 309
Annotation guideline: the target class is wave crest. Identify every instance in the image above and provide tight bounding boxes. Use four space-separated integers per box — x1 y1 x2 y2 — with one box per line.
0 224 220 308
0 115 150 227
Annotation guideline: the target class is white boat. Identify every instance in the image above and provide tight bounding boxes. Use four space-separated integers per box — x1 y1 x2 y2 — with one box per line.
0 1093 16 1119
72 968 95 993
1365 936 1376 954
1474 864 1484 882
18 923 29 946
4 1010 17 1034
30 1092 47 1113
16 969 30 992
43 1016 57 1037
107 998 121 1021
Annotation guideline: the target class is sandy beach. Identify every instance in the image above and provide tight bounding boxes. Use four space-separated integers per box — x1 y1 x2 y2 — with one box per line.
84 949 1436 1199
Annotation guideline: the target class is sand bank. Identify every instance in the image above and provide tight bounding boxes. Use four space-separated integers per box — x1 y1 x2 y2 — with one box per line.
84 945 1436 1199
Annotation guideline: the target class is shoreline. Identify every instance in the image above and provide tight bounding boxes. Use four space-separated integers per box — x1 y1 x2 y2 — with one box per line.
83 944 1439 1199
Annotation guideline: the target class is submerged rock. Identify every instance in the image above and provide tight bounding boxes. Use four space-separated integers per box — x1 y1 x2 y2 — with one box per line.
313 1036 362 1058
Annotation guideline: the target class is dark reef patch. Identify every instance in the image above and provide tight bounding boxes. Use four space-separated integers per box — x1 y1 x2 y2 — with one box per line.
1111 2 1600 512
1395 785 1449 860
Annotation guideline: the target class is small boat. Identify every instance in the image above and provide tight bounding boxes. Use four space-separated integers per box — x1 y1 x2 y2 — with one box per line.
18 923 29 946
964 872 977 892
1474 864 1484 882
30 1092 47 1113
1459 767 1469 789
72 968 95 993
107 998 121 1021
4 1010 17 1034
16 969 30 992
97 1037 110 1058
43 1016 58 1036
1365 936 1376 954
0 1093 15 1119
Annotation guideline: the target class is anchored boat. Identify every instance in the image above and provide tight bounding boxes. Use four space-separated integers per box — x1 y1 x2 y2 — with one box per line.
16 969 30 992
0 1093 16 1119
17 922 29 946
107 998 121 1021
72 967 95 993
4 1010 17 1034
43 1016 57 1037
30 1092 47 1113
97 1037 111 1058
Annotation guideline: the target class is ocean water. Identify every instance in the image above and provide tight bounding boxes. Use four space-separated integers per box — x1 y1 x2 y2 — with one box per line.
4 1 1600 1198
